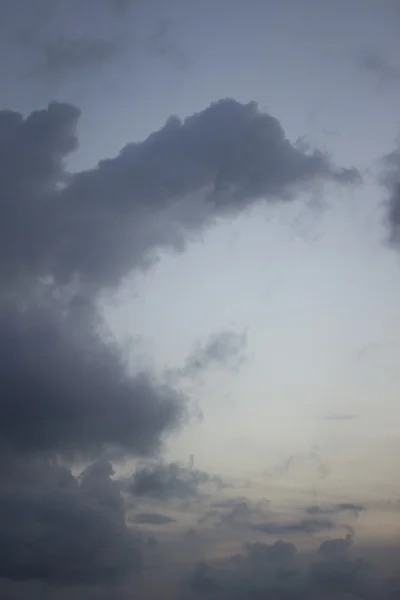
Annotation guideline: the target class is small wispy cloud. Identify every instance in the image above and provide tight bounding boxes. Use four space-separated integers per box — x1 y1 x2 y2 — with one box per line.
325 413 356 421
133 513 177 525
169 330 248 382
306 503 366 517
250 518 334 536
356 48 400 87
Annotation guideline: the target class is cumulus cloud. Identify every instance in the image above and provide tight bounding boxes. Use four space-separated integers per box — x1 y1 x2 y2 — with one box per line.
129 461 212 500
0 99 359 290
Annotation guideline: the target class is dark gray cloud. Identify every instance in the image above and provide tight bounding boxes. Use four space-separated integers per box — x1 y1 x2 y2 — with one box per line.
382 146 400 247
306 503 366 517
183 540 378 599
0 99 359 290
0 459 141 585
306 556 370 598
187 561 221 596
180 330 247 378
129 461 211 500
133 512 176 525
0 292 183 588
318 533 353 559
387 187 400 245
251 518 334 536
0 299 185 461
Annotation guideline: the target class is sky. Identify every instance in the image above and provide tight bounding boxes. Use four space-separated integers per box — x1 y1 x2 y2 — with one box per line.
1 0 400 598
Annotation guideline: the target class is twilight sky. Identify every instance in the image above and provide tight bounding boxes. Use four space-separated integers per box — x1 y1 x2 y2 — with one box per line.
1 1 400 599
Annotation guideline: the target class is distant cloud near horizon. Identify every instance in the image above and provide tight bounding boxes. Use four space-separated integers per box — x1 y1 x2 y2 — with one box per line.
184 536 374 599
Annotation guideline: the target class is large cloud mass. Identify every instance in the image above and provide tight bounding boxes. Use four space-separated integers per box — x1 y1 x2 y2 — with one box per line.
0 98 359 289
0 97 359 592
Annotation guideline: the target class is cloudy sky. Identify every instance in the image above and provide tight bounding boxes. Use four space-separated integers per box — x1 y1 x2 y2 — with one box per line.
1 0 400 598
